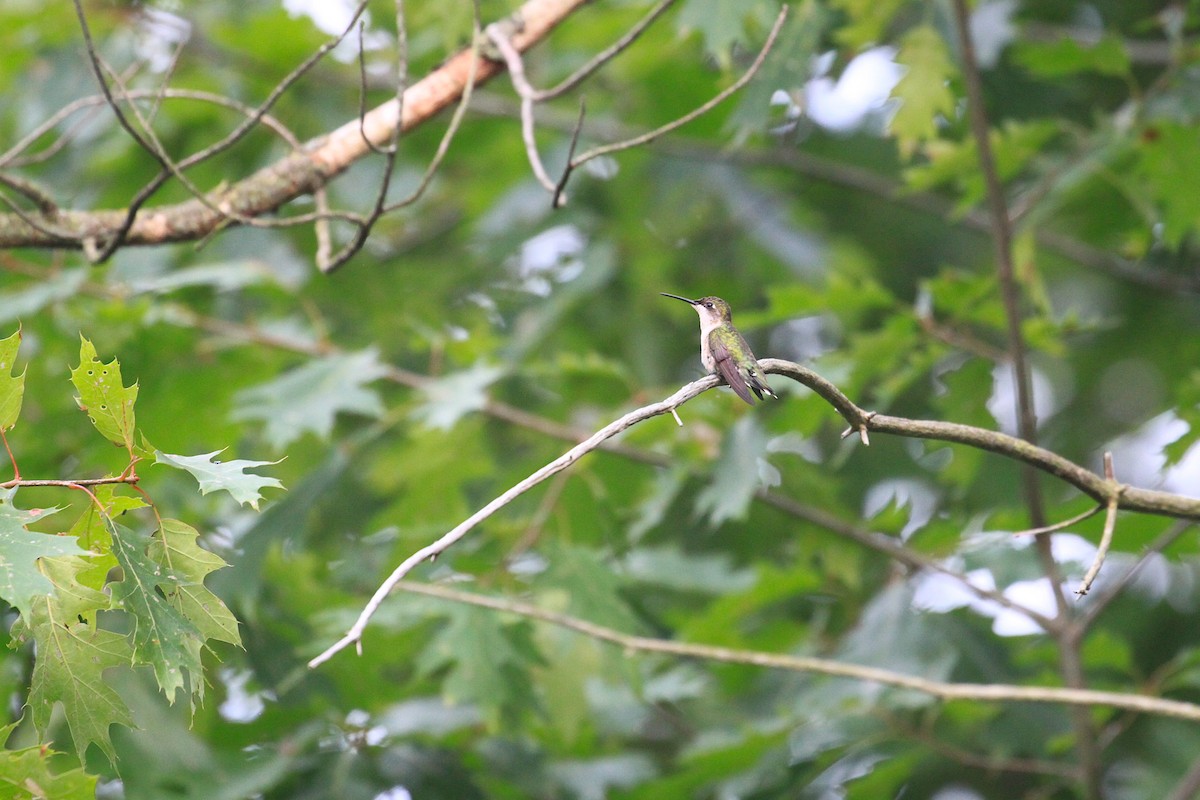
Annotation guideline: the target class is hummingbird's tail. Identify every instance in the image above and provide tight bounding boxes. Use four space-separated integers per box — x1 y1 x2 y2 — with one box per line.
746 369 776 402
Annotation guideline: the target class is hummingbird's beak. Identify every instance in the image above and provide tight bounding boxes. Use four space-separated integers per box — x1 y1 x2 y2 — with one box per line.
660 292 699 305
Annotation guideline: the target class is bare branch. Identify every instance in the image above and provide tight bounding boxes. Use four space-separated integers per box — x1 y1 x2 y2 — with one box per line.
0 0 589 252
1080 519 1193 628
1075 454 1124 596
468 95 1200 295
1012 504 1104 537
0 173 58 216
322 0 482 272
486 21 559 192
534 0 678 101
386 579 1200 723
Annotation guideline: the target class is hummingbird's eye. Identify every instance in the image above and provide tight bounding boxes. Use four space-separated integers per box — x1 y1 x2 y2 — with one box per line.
704 302 713 308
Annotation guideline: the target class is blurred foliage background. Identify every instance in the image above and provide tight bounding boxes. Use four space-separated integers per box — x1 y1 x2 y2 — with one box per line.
2 0 1200 798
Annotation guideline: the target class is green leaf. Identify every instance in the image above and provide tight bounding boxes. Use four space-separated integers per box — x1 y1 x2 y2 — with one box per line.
622 545 757 594
69 337 142 455
0 268 87 327
889 24 957 157
694 416 770 525
415 602 540 728
0 723 98 799
1013 35 1131 78
1165 370 1200 466
541 542 640 631
148 519 241 647
1135 121 1200 249
0 328 24 432
25 556 134 765
0 494 83 622
109 521 207 705
67 486 147 593
829 0 907 47
677 0 772 68
411 362 506 430
155 450 284 510
232 349 389 449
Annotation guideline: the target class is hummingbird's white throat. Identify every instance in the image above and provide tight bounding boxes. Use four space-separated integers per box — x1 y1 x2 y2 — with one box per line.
693 305 724 337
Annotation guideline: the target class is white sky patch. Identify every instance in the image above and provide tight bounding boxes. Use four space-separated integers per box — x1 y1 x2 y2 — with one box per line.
1106 411 1200 495
282 0 389 59
987 362 1058 436
912 534 1100 637
135 9 192 73
512 224 587 295
217 667 272 723
804 47 902 132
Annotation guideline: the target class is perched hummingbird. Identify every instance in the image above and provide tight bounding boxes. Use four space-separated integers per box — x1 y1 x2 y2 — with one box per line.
661 293 777 405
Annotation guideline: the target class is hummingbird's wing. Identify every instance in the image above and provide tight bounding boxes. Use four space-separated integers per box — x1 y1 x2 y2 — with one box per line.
708 331 757 405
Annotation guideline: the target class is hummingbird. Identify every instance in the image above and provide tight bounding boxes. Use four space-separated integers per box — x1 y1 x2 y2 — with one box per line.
661 293 777 405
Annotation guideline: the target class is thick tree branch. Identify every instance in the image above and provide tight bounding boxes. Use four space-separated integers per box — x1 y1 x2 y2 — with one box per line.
0 0 589 251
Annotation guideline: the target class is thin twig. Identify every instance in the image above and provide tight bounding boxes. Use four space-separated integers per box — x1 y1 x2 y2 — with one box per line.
468 95 1200 294
1076 496 1118 597
486 21 559 192
321 0 476 273
383 579 1200 723
1079 519 1193 628
881 710 1079 779
1013 504 1104 537
756 491 1057 631
0 174 58 216
550 98 586 207
377 7 485 217
563 6 788 175
0 476 139 489
536 0 678 101
0 429 19 483
1075 454 1124 596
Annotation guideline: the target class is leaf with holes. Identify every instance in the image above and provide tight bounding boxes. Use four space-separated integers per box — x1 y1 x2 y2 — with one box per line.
70 337 145 456
156 450 284 510
0 328 24 432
